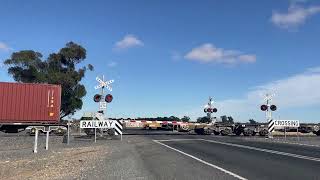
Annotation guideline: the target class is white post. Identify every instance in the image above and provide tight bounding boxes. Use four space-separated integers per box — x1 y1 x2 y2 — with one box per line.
45 131 49 150
121 134 122 141
94 127 97 143
284 127 286 141
67 122 70 145
297 128 299 141
33 129 38 153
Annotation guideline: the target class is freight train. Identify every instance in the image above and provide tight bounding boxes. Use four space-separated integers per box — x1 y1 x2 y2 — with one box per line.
0 82 66 134
122 120 320 136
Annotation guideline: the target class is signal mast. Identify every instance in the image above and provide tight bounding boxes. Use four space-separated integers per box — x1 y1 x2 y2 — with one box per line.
260 93 277 137
203 97 218 124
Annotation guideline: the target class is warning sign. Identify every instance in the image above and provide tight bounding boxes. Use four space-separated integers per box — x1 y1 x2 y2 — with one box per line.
274 120 300 128
80 120 114 129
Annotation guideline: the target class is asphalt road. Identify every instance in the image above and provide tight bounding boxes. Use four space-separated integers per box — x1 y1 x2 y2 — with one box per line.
148 134 320 180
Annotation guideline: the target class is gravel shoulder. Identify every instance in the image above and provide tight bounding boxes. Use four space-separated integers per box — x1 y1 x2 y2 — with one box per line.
0 132 236 180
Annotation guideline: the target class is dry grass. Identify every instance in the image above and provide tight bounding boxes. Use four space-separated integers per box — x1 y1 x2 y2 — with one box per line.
0 145 108 180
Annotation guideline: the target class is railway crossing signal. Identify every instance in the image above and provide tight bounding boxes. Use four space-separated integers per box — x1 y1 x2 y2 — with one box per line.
260 105 268 111
95 76 114 91
105 94 113 103
270 105 277 111
93 75 114 105
261 93 277 138
204 97 217 124
94 94 102 102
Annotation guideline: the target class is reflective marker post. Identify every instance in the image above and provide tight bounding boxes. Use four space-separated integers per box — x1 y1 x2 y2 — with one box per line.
67 122 70 145
33 129 39 153
46 131 50 150
94 127 97 143
284 127 286 141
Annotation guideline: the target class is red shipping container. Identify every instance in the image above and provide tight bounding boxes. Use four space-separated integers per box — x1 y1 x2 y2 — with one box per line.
0 82 61 124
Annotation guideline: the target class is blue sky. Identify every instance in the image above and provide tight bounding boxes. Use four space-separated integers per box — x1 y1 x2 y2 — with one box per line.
1 0 320 122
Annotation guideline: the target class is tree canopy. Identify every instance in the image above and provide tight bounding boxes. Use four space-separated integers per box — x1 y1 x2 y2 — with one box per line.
181 116 191 122
4 42 93 119
197 116 211 123
249 119 257 124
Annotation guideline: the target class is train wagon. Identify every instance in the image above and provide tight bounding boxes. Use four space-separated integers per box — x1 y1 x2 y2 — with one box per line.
0 82 62 133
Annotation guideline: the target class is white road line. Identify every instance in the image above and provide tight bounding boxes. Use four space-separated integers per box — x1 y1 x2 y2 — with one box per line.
153 140 248 180
156 139 203 142
201 139 320 162
271 140 320 148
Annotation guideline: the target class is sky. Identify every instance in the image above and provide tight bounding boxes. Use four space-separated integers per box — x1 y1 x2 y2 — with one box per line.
1 0 320 122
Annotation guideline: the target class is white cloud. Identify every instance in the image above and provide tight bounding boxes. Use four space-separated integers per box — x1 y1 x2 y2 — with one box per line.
184 43 256 64
107 61 117 68
0 42 12 52
238 54 257 63
216 67 320 121
181 67 320 122
307 66 320 73
271 4 320 29
114 34 143 50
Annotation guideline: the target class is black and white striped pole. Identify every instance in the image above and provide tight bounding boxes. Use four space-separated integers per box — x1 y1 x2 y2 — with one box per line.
261 93 277 138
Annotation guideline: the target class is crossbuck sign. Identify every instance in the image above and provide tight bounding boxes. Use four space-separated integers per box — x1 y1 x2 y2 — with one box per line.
94 77 114 91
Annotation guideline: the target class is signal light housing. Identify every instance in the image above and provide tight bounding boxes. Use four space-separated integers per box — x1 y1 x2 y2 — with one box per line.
204 108 217 113
260 105 268 111
105 94 113 103
270 105 277 111
94 94 102 102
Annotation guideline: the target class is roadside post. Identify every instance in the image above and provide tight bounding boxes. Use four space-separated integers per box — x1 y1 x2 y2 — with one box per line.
297 127 299 141
46 130 50 150
284 127 286 141
67 121 70 145
94 127 97 143
33 128 39 153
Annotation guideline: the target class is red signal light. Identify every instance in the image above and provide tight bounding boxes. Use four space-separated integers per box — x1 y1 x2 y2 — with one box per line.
105 94 113 103
260 105 268 111
94 94 102 102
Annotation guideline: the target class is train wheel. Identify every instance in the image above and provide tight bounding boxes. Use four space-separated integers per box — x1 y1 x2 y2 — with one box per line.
252 132 256 136
259 129 268 136
243 129 253 136
220 130 229 136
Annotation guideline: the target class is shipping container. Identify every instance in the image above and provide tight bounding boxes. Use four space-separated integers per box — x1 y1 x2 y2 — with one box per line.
0 82 61 125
